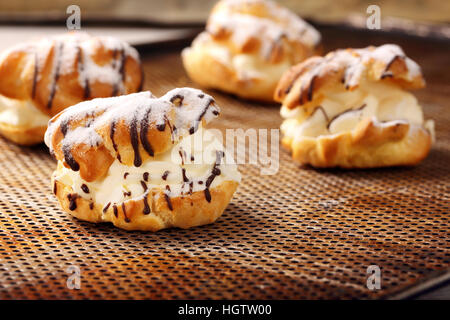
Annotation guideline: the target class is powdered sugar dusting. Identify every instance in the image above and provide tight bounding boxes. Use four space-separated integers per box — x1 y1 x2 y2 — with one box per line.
287 44 423 107
44 88 220 155
207 0 320 57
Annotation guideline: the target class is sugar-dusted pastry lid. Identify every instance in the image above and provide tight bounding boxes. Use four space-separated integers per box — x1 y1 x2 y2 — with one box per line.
45 88 220 182
0 32 143 117
275 44 425 109
182 0 321 102
207 0 321 61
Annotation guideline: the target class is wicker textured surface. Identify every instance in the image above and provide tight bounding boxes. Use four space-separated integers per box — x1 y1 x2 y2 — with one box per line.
0 47 449 299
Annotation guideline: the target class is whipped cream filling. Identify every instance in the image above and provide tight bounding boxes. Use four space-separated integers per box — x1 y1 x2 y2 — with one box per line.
54 127 241 208
281 81 433 139
0 94 50 127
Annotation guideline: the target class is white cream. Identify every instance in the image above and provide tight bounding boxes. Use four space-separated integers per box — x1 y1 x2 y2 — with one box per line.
281 81 431 139
188 38 291 83
0 94 50 128
55 127 241 207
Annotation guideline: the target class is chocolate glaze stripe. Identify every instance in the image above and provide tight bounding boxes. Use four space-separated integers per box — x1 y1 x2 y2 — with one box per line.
164 185 173 211
182 168 189 183
47 41 64 109
143 195 151 215
189 98 214 134
122 203 130 223
307 75 317 102
170 94 184 106
81 184 89 194
130 115 142 167
62 143 80 171
103 202 111 213
31 51 38 98
53 181 57 195
139 107 155 157
141 180 148 192
76 44 91 100
67 193 78 211
204 150 223 203
60 118 70 136
113 204 118 217
109 120 122 162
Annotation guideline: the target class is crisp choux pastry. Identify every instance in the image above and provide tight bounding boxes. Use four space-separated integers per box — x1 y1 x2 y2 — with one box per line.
182 0 321 102
275 44 434 168
0 32 143 145
45 88 241 231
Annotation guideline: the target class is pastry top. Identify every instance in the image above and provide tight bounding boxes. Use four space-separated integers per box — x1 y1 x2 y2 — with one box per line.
198 0 321 63
0 32 143 117
275 44 425 109
45 88 220 183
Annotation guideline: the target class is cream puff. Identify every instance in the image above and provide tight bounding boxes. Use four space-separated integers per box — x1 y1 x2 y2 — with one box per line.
182 0 321 102
0 32 143 145
275 44 434 168
45 88 241 231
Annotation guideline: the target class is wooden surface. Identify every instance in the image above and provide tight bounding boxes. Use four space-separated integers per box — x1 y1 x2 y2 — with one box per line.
0 26 449 299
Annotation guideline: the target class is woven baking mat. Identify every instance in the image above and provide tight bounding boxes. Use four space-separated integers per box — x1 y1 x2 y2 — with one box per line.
0 51 448 300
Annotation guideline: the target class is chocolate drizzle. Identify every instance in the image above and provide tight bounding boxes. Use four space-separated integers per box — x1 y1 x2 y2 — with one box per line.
139 108 154 157
62 144 80 171
307 75 317 101
47 42 64 109
89 203 94 210
81 184 90 194
179 148 186 165
123 191 131 197
143 195 151 215
103 202 111 213
110 120 121 162
189 98 214 134
143 172 149 182
76 44 90 99
204 189 211 203
122 203 130 223
181 168 189 183
31 51 38 98
53 181 57 195
164 185 173 211
130 115 142 167
170 94 184 106
67 193 78 211
141 180 148 192
162 170 170 180
204 151 224 203
124 172 129 179
113 204 118 217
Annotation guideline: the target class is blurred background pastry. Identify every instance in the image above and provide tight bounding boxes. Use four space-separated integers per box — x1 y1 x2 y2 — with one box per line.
0 32 142 145
182 0 321 102
275 44 435 168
